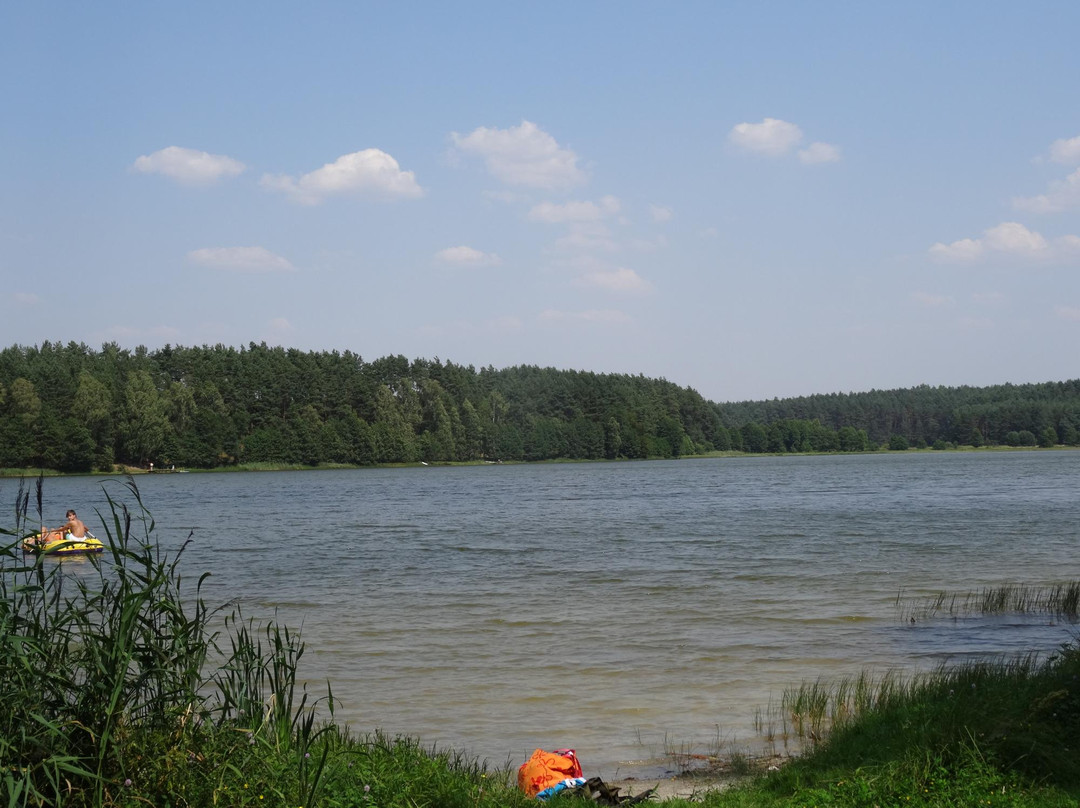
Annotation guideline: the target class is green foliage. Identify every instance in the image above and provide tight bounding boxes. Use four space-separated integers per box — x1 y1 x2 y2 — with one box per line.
1017 430 1038 446
718 378 1080 448
2 342 1080 471
741 423 768 453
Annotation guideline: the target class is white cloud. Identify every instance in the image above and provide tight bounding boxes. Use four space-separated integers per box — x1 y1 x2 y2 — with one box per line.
1049 135 1080 165
729 118 803 156
799 142 842 164
1013 167 1080 213
650 204 674 222
261 149 423 204
983 221 1049 254
452 121 587 189
911 291 952 307
971 291 1007 305
133 146 245 185
928 222 1079 263
269 317 294 332
538 308 631 324
1055 305 1080 321
729 119 840 165
529 195 620 223
554 223 619 252
188 246 294 272
1060 235 1080 253
929 237 984 262
573 267 653 295
435 245 501 266
13 292 40 305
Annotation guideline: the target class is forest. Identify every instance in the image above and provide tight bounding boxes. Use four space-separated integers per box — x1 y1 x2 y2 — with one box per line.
0 341 1077 472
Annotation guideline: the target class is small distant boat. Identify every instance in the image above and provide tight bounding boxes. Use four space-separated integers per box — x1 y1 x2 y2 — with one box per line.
22 529 105 556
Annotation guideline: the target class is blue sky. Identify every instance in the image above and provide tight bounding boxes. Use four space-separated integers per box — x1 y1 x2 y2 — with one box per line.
3 2 1079 402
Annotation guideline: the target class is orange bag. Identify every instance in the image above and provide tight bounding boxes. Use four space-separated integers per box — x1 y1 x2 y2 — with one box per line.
517 748 583 798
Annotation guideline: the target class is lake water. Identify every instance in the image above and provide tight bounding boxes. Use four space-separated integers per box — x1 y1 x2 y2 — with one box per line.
10 451 1080 778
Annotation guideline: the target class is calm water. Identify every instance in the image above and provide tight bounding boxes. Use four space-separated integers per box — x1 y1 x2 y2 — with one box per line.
12 451 1080 777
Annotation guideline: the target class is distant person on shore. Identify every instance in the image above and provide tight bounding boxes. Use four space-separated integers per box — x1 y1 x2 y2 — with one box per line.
59 509 89 539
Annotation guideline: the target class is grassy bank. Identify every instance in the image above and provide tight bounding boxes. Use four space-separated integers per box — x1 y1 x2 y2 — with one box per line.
4 479 1079 807
674 644 1080 807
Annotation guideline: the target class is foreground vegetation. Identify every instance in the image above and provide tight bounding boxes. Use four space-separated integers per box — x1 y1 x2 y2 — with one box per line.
4 480 1079 807
679 645 1080 808
0 479 535 808
1 341 1079 473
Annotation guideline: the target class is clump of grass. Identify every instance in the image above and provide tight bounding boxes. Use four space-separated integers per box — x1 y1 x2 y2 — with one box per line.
780 669 907 751
899 582 1080 622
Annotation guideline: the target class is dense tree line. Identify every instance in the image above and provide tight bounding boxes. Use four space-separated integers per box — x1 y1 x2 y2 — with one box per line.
0 342 723 471
715 381 1080 450
0 342 1075 472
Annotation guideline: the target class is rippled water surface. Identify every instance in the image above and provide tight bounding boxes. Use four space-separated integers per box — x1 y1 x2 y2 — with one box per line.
16 451 1080 777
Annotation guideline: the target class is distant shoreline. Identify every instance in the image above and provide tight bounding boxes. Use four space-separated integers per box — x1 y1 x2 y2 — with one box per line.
1 445 1075 479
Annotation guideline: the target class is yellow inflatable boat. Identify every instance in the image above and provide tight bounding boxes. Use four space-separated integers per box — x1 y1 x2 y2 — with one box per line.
22 529 105 555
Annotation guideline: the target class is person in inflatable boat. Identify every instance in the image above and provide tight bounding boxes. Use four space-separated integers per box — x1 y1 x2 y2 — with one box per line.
59 509 90 539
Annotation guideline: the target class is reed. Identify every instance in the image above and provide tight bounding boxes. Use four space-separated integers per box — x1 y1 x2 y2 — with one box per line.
898 582 1080 623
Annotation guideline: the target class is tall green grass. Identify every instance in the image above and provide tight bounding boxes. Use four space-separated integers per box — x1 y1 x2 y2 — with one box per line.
899 582 1080 622
695 649 1080 807
1 476 527 808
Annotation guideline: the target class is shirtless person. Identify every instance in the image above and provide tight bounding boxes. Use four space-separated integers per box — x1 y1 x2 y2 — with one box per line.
59 509 89 539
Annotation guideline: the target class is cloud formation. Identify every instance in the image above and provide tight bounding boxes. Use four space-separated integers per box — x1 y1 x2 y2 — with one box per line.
730 118 803 155
188 246 294 271
435 245 501 266
729 118 841 164
799 142 842 164
555 223 618 252
269 317 294 332
573 267 653 294
13 292 40 306
528 195 620 223
262 149 423 204
929 222 1080 262
1049 135 1080 165
133 146 245 185
452 121 587 189
650 204 673 222
1013 168 1080 213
